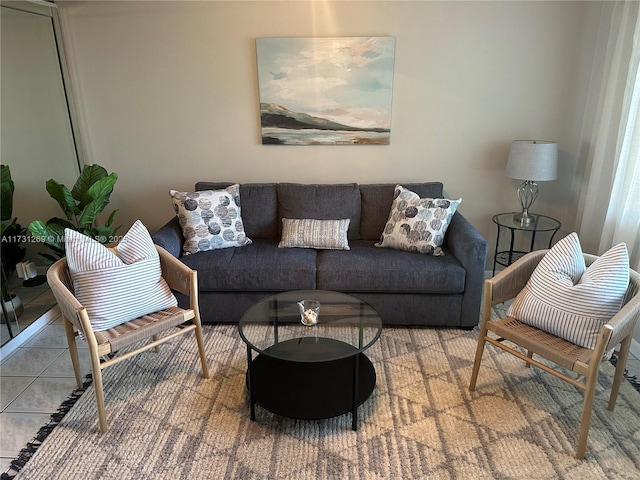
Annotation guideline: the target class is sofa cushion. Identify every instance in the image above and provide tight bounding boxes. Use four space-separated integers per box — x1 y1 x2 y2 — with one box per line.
375 185 461 256
196 182 278 239
316 240 465 293
178 239 317 292
279 218 350 250
170 185 252 254
359 183 444 240
277 183 361 240
65 220 177 331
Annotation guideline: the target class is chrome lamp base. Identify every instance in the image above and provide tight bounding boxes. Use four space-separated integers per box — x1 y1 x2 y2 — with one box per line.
513 210 535 226
513 180 538 227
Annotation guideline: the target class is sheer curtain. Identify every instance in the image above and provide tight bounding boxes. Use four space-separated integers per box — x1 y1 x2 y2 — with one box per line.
578 2 640 271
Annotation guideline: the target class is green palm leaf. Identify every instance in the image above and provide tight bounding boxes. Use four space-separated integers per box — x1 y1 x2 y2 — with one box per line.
77 175 118 228
46 180 80 221
72 164 108 203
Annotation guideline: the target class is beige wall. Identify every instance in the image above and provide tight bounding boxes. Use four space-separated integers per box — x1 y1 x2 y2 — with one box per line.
57 0 602 253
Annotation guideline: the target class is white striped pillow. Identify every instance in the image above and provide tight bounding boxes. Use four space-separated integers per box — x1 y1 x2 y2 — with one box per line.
64 220 177 331
507 232 629 349
278 218 350 250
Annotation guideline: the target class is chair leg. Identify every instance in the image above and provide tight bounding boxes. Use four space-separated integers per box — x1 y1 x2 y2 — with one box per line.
576 365 600 459
194 316 210 379
469 333 486 391
87 343 108 433
470 282 493 391
152 334 160 353
469 316 490 391
526 350 533 368
608 335 632 411
63 318 83 389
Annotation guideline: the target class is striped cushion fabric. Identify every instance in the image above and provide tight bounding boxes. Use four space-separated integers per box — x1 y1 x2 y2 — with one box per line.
278 218 350 250
65 220 177 331
507 232 629 349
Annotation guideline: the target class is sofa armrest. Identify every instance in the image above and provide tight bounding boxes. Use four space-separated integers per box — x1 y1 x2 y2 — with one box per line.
151 217 184 258
445 212 488 327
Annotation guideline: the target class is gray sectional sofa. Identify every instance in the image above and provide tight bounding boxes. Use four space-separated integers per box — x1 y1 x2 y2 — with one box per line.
152 182 488 328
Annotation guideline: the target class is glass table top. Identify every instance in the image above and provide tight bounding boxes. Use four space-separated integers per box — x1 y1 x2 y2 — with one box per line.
492 212 561 232
238 290 382 362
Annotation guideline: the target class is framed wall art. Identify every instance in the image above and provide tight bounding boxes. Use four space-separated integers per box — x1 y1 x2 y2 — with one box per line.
256 37 395 145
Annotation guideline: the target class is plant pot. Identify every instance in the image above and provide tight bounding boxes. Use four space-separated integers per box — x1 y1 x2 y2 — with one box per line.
1 293 24 323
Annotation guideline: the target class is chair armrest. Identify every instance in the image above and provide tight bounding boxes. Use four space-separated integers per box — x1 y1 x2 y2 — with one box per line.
606 269 640 349
46 260 86 332
488 250 548 305
445 212 488 327
156 245 196 297
152 217 184 258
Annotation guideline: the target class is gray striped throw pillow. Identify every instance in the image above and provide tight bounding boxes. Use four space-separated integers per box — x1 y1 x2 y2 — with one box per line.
278 218 350 250
65 220 177 331
507 232 629 349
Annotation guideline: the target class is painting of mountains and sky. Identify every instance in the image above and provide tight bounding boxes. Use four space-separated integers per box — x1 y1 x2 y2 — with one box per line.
256 37 395 145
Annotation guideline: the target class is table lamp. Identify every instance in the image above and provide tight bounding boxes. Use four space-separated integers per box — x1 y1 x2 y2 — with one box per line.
505 140 558 226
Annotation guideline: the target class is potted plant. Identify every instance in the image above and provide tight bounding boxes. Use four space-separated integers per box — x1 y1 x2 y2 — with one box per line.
28 164 121 264
1 164 26 322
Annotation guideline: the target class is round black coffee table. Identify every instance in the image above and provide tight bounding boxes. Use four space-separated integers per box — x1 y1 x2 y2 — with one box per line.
238 290 382 430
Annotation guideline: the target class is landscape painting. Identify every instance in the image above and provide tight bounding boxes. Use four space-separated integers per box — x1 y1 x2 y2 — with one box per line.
256 37 395 145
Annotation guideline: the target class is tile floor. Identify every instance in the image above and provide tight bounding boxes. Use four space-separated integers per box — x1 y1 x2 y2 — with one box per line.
0 312 91 473
0 312 639 474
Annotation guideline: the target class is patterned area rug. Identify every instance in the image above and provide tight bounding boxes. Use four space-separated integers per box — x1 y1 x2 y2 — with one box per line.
7 321 640 479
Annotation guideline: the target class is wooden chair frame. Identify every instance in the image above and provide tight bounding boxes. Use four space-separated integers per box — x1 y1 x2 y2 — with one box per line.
47 245 210 433
469 250 640 459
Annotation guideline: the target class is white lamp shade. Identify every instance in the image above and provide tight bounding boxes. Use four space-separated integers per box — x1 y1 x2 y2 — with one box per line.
505 140 558 181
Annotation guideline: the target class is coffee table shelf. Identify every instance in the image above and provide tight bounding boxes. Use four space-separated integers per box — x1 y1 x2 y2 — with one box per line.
249 337 375 421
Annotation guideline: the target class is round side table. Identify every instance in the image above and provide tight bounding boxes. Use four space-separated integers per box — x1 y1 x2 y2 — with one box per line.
492 213 561 275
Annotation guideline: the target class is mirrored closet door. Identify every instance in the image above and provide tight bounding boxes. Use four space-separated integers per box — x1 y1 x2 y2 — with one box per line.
1 1 82 346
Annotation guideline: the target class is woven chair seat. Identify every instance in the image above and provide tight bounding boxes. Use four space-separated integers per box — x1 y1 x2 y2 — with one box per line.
94 306 194 354
491 317 594 372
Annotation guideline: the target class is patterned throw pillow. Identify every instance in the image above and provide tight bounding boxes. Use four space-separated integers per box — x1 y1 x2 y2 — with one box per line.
374 185 461 256
507 232 629 349
64 220 178 331
169 184 252 255
278 218 350 250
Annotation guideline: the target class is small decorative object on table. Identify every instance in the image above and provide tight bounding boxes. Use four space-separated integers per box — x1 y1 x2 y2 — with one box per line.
297 300 320 326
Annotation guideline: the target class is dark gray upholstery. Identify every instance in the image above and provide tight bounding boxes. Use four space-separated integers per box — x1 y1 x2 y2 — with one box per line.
153 216 184 258
153 181 488 327
350 292 464 327
178 239 316 291
195 182 278 239
359 183 443 240
316 240 465 293
277 183 361 239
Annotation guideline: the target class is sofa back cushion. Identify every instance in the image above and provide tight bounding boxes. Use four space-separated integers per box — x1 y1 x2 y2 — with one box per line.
193 182 444 242
277 183 362 240
195 182 278 239
359 182 444 241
